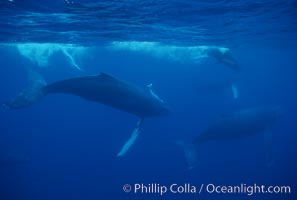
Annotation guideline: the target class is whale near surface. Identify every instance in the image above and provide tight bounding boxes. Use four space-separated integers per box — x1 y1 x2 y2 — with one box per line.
5 72 169 118
110 41 240 71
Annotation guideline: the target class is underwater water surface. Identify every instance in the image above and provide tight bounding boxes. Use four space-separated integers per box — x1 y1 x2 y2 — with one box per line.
0 0 296 200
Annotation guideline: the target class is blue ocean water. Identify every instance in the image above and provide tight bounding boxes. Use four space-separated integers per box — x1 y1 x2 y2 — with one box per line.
0 0 296 199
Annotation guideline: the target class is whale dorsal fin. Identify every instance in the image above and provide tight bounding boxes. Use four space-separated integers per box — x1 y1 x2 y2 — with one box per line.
98 72 117 80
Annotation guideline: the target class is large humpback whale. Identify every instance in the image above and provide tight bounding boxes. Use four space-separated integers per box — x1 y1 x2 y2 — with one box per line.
178 107 282 169
4 71 169 156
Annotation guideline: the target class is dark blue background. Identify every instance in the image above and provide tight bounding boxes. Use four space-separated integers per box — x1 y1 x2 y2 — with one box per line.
0 0 297 199
0 44 296 200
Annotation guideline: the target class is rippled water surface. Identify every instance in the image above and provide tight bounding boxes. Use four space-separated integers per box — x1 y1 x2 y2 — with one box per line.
1 0 296 46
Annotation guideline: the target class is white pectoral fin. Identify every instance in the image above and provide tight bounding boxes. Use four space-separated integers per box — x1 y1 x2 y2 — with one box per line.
264 130 275 168
231 83 239 99
61 49 82 71
146 83 164 103
116 129 140 157
174 140 197 170
117 119 144 157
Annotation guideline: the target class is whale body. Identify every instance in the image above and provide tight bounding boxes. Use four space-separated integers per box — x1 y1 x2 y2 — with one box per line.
178 107 281 169
5 72 169 118
194 107 280 144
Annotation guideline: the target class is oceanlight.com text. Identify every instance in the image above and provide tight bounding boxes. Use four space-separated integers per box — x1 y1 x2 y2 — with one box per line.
122 183 291 196
206 183 291 196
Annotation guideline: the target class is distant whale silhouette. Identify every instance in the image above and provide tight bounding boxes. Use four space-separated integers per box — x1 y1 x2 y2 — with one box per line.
110 41 241 71
177 107 282 169
4 71 169 156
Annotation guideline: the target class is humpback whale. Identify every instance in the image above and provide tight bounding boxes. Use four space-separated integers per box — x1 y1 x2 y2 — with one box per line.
178 107 282 169
110 41 240 71
206 47 240 71
4 71 169 156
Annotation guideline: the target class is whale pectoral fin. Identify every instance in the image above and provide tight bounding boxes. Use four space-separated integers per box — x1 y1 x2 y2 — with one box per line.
264 130 275 168
231 84 239 99
174 140 197 170
117 118 144 157
61 48 82 71
146 83 164 103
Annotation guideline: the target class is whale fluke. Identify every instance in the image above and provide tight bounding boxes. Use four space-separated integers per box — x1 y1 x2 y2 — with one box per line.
3 70 46 109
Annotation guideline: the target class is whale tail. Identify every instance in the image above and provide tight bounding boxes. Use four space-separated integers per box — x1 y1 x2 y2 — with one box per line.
3 70 46 109
174 140 197 169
